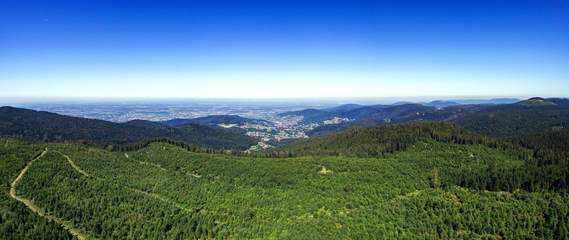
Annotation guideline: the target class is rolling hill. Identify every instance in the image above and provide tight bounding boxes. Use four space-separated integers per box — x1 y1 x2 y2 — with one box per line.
161 115 270 127
280 103 482 125
305 104 484 136
423 100 461 108
285 98 569 138
278 122 496 157
3 122 568 238
2 103 569 239
453 106 569 138
516 97 557 106
0 106 256 150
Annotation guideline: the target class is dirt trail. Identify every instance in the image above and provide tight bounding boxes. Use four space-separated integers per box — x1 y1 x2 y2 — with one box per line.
53 151 91 177
59 151 194 213
9 149 91 240
137 160 167 171
127 187 194 213
11 148 194 239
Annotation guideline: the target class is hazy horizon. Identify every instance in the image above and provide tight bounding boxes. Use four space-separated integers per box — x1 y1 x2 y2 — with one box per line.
0 95 531 105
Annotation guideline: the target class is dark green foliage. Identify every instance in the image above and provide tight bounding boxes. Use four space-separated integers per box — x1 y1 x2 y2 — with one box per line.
26 141 569 238
307 121 354 137
287 98 569 138
109 138 244 155
18 151 218 239
454 106 569 138
281 102 491 125
1 138 568 239
175 123 255 149
0 106 256 150
450 129 569 192
281 104 447 124
161 115 269 126
2 101 569 239
278 122 519 158
283 121 569 193
278 108 335 122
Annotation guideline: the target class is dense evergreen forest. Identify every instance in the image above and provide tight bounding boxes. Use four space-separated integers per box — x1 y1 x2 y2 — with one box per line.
0 140 72 239
2 127 569 238
161 115 269 127
280 122 569 192
278 122 507 157
454 107 569 138
452 129 569 192
1 102 569 239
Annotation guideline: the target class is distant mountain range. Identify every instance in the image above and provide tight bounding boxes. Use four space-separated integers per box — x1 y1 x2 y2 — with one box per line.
422 100 461 108
280 97 569 137
454 98 569 137
1 97 567 151
279 98 524 124
516 97 569 107
0 107 256 150
280 103 473 124
393 98 518 108
444 98 520 105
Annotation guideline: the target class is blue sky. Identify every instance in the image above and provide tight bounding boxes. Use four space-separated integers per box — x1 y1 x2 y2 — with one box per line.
1 0 568 99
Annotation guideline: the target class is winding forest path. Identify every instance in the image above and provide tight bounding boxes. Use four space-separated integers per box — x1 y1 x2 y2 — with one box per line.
11 148 196 240
9 148 90 240
56 151 195 214
136 160 167 171
54 151 92 177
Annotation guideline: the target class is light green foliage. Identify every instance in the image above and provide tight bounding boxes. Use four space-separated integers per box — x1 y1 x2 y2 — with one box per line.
0 139 73 239
2 139 568 239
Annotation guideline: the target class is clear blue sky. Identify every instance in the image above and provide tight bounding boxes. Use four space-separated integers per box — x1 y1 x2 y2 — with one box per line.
1 0 568 99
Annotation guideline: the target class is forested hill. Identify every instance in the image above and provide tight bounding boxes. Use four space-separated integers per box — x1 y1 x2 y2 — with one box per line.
161 115 269 127
288 103 486 136
2 106 569 238
278 104 366 123
279 121 569 193
453 104 569 138
0 106 256 150
305 98 569 138
277 122 503 158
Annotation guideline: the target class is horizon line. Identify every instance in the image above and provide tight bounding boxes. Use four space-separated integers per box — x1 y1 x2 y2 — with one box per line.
0 95 560 106
0 94 552 101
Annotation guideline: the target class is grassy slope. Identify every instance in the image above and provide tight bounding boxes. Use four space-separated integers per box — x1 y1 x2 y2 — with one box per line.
5 141 564 239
